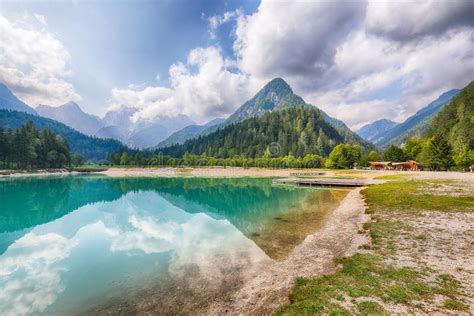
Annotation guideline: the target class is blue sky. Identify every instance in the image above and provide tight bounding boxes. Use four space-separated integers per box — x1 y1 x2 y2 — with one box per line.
0 0 258 115
0 0 472 128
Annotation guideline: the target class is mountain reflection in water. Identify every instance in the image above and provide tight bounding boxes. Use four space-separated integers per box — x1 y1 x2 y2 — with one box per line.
0 176 346 315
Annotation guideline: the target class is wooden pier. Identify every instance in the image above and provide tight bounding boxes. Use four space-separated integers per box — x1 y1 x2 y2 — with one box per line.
273 177 382 187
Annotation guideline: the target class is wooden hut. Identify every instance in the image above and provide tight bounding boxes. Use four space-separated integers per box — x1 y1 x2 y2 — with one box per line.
392 160 420 171
369 161 392 170
369 160 420 171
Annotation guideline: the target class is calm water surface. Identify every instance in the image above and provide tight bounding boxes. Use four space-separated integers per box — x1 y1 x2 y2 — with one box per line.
0 176 347 315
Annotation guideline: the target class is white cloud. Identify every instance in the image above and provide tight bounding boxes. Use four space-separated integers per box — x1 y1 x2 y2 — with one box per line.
110 46 258 123
366 0 474 41
233 0 366 85
308 28 474 128
208 9 242 39
0 15 81 107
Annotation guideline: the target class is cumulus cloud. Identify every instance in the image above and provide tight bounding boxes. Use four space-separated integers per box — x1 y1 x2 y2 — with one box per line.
308 27 474 128
110 0 473 128
110 46 258 123
233 0 366 84
208 9 242 39
366 0 474 42
0 15 81 107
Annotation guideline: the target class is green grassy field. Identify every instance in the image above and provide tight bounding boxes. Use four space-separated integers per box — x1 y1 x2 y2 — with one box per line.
278 177 472 315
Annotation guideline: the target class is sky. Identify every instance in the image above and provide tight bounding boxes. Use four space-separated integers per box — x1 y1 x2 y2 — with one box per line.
0 0 473 129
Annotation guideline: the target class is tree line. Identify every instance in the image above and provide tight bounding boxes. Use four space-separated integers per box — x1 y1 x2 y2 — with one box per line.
107 144 375 169
0 121 81 169
381 135 472 171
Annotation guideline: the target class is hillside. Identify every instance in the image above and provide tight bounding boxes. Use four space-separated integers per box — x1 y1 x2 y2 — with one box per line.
0 83 37 115
357 119 397 143
376 89 460 147
0 110 126 162
155 118 225 148
159 106 345 158
36 102 104 136
157 78 373 151
425 81 473 154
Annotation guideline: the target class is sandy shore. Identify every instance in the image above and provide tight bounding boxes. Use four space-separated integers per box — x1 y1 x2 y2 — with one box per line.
99 167 473 181
2 166 472 181
208 187 370 314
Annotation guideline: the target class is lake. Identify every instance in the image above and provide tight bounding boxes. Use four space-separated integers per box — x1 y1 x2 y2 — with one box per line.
0 176 347 315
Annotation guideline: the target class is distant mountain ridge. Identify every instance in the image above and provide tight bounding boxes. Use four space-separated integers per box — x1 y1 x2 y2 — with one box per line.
0 83 37 115
0 82 197 149
36 102 104 136
97 108 195 149
375 89 460 147
357 119 397 143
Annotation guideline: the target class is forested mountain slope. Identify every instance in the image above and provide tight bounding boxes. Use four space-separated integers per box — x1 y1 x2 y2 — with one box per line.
425 81 473 156
0 110 126 162
159 106 347 158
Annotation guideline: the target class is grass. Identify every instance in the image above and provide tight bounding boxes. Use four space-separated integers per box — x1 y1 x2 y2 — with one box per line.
357 301 386 315
374 174 409 180
278 177 471 314
363 180 474 212
277 254 439 315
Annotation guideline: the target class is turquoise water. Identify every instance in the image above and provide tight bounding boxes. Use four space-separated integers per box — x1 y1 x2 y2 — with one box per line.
0 176 346 315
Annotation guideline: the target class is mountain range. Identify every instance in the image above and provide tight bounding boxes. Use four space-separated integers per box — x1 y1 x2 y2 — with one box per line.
158 78 374 157
356 119 397 143
1 89 196 149
156 78 373 151
96 107 195 149
357 89 460 147
36 102 104 136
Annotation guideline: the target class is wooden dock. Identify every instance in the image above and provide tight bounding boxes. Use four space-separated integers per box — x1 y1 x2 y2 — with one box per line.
273 177 382 187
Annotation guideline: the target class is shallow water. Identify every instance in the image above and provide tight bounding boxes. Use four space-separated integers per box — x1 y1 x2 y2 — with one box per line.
0 176 347 315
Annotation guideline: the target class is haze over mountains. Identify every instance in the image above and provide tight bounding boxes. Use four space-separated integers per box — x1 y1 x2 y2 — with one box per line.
356 119 397 144
37 102 104 136
96 107 194 149
356 89 460 147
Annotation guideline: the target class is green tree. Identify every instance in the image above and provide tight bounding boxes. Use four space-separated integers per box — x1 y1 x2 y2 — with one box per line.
383 145 406 162
367 150 381 162
302 154 323 168
418 136 453 171
325 144 362 169
120 152 130 165
453 144 473 170
403 138 423 161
